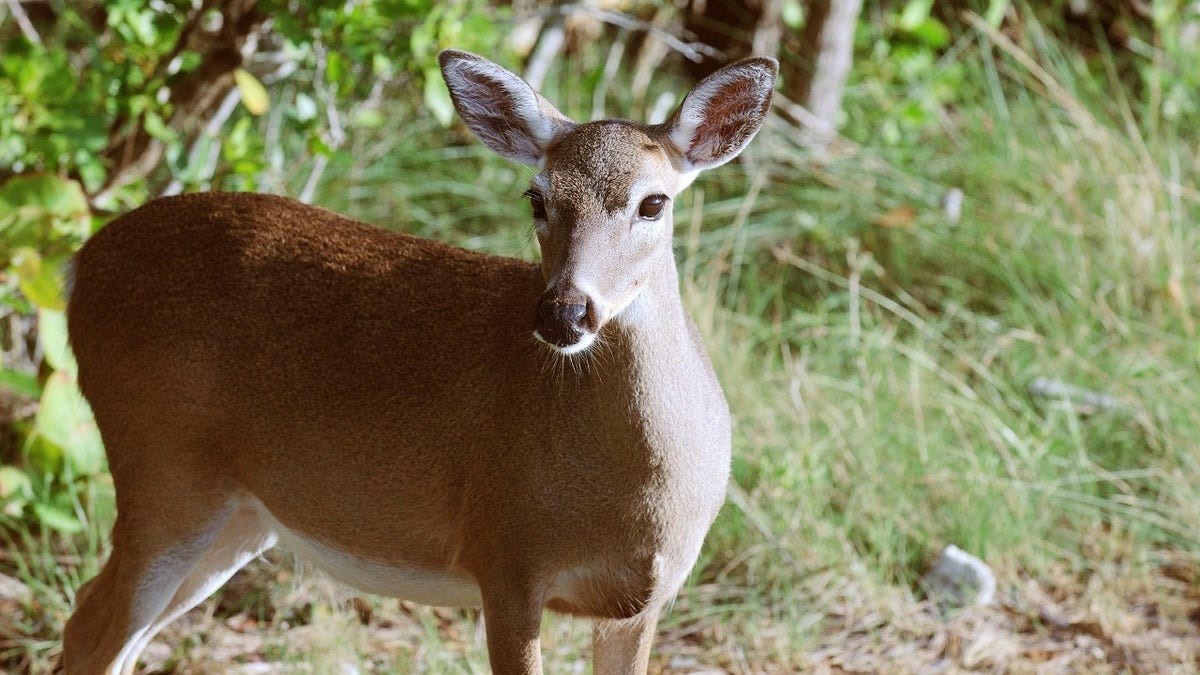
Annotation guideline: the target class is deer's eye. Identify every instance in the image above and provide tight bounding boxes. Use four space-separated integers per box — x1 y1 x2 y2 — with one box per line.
524 189 547 220
638 194 668 221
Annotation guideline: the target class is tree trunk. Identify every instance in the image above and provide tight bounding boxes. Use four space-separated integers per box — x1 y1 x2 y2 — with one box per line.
679 0 764 78
788 0 862 145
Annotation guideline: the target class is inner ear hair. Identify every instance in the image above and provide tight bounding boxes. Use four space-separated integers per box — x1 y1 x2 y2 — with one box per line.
663 56 778 173
438 49 575 166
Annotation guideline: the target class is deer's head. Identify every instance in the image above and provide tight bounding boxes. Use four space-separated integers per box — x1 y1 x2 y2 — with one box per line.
439 50 777 355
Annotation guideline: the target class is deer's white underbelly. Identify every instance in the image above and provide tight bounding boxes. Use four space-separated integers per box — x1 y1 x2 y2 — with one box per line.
251 499 483 607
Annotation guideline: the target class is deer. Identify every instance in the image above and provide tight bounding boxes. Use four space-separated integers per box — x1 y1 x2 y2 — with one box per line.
60 49 777 674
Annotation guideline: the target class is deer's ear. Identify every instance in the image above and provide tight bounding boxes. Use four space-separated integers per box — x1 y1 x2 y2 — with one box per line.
661 57 778 174
438 50 576 166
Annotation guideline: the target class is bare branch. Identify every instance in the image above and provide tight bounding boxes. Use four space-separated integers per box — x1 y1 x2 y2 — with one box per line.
548 4 720 63
298 43 347 204
2 0 43 47
772 93 842 149
523 16 565 91
591 31 628 120
160 86 243 197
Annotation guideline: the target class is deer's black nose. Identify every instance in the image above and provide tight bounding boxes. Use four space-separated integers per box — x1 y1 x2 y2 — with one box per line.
535 292 588 347
539 298 585 326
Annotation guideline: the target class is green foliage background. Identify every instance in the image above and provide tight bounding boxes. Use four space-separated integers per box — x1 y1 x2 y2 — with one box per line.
1 0 1199 671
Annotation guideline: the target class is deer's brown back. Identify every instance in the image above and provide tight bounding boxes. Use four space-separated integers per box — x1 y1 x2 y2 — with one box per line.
67 193 564 559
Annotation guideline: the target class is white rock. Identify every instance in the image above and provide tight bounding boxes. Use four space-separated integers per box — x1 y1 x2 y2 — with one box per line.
921 544 996 607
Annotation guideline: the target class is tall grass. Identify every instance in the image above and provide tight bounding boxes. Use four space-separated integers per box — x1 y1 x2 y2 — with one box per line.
679 16 1200 667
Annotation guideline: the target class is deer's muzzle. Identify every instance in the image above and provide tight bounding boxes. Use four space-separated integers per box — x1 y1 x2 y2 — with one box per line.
534 290 596 353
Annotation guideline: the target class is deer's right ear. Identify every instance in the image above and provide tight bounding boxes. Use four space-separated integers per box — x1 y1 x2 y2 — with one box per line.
438 50 575 166
661 56 778 176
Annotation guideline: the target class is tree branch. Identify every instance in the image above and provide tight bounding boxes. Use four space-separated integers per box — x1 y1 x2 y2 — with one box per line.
91 0 266 205
548 4 720 63
2 0 43 47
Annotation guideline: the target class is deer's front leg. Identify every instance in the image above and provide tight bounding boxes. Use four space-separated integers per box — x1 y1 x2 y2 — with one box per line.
592 608 661 675
480 579 545 675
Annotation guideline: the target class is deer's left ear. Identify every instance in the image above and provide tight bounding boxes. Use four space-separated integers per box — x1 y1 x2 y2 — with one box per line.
660 57 778 174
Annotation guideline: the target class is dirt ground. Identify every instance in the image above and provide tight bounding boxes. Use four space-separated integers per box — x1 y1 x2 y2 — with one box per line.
5 552 1199 674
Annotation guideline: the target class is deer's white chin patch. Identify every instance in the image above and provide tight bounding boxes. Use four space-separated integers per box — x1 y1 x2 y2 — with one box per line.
534 330 597 356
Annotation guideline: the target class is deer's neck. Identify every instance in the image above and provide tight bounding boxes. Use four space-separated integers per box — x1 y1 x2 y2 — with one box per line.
582 253 731 559
611 260 699 369
598 253 730 459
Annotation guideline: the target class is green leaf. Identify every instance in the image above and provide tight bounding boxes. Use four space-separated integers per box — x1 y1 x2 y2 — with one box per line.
898 0 935 31
0 368 40 399
142 110 176 142
23 434 62 477
984 0 1011 27
782 0 805 29
371 53 393 78
32 501 83 534
38 307 75 373
423 66 454 127
410 15 437 58
129 9 157 46
325 51 345 86
459 14 498 47
35 370 104 477
178 49 203 72
66 423 105 477
906 17 951 49
234 68 270 115
353 108 385 129
75 148 107 190
0 466 33 502
293 92 318 122
11 248 66 311
307 131 333 157
35 371 78 448
0 174 90 255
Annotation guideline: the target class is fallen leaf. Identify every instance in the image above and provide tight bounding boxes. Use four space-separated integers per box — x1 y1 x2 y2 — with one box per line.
874 204 917 228
1165 277 1185 307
